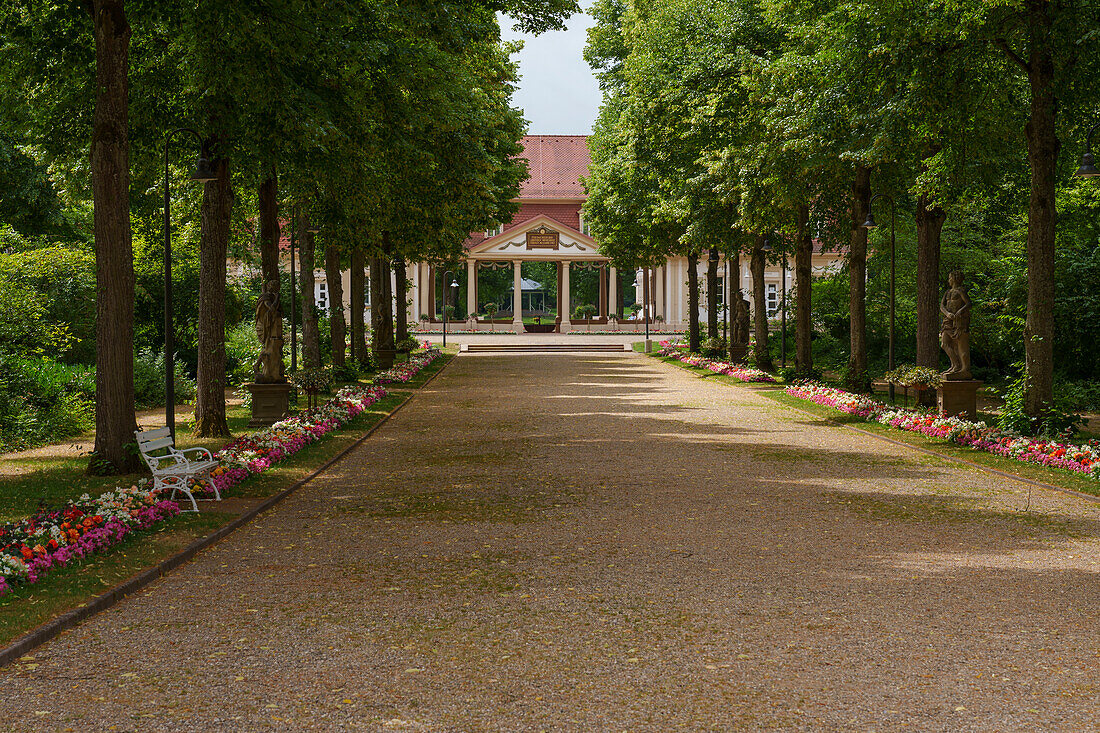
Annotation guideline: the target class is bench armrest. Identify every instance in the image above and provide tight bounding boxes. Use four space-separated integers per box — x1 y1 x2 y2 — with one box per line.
177 447 214 463
144 452 186 472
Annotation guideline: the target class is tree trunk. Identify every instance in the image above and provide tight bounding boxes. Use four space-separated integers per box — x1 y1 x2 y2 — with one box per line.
848 165 871 393
707 249 719 340
368 256 381 343
394 257 408 343
686 252 701 352
1023 2 1058 418
915 191 945 407
349 250 367 366
795 203 813 375
258 167 280 286
193 154 231 438
88 0 139 474
750 238 773 371
325 244 345 369
616 269 624 319
298 213 321 369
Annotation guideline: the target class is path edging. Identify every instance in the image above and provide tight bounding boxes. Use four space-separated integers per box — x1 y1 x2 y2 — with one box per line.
0 356 454 669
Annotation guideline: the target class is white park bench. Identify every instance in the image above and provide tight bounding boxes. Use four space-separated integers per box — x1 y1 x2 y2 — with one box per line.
135 427 221 512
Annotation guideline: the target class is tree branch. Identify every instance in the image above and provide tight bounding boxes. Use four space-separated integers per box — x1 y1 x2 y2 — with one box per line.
995 38 1030 73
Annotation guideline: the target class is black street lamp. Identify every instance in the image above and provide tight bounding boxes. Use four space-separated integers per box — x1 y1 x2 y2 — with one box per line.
442 270 459 347
708 248 722 348
760 238 787 368
163 128 216 440
862 193 897 403
1077 122 1100 177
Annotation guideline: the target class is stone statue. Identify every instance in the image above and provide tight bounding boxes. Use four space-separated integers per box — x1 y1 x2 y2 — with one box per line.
732 292 751 346
253 280 286 383
939 270 973 381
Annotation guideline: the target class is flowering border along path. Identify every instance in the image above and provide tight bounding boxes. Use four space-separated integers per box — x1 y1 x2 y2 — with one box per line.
786 381 1100 482
658 341 776 383
0 347 443 596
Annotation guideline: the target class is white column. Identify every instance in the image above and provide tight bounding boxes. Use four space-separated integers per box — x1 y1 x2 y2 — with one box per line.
512 260 524 333
466 259 477 316
560 260 572 329
419 263 430 319
608 266 618 320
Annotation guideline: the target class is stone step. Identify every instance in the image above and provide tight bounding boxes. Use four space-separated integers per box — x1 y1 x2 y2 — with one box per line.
462 344 631 353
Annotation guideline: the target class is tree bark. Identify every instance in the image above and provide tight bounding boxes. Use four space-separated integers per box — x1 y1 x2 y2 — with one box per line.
795 203 813 375
394 257 408 343
915 191 945 406
686 252 701 352
848 165 871 393
298 212 321 369
193 154 231 438
88 0 139 474
325 244 345 369
371 242 396 357
258 167 280 287
750 238 773 371
1022 1 1058 417
349 250 367 366
707 249 719 340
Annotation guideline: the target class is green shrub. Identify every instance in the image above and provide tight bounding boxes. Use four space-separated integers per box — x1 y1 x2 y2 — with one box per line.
996 366 1085 438
226 320 260 386
701 337 725 358
0 354 94 451
133 349 197 409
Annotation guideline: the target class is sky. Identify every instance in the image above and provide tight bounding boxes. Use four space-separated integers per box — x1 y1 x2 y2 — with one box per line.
499 8 601 136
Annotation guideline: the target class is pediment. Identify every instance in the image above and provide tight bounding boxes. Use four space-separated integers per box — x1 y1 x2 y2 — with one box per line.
468 216 604 260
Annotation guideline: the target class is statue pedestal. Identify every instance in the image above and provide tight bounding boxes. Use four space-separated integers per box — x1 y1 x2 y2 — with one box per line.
374 349 395 370
728 344 748 363
247 382 293 427
937 379 982 420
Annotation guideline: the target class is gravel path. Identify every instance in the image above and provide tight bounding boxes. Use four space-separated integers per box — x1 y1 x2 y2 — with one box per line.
3 353 1100 731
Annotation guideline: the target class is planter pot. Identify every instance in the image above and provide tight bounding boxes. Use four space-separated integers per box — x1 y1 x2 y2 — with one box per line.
374 348 396 370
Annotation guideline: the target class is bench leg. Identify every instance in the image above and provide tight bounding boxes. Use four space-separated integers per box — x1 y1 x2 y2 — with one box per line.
169 483 199 513
204 475 221 501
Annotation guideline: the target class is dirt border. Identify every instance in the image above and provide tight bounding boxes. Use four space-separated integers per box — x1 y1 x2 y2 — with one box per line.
0 356 456 669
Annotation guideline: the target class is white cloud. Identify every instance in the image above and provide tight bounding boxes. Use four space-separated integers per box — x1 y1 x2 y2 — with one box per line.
500 9 600 136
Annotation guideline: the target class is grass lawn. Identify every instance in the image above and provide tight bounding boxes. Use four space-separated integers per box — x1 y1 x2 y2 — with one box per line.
0 384 420 646
642 349 1100 499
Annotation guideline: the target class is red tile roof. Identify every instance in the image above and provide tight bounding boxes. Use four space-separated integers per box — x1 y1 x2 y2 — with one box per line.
518 135 590 200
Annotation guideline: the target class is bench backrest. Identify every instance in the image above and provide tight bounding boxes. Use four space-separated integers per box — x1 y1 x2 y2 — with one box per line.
135 427 177 466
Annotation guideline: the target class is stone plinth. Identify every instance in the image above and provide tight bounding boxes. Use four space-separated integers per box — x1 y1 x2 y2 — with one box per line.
728 344 748 364
247 382 293 427
937 379 982 420
375 349 396 370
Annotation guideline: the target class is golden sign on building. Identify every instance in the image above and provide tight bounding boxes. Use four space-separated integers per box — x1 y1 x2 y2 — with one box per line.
526 226 560 249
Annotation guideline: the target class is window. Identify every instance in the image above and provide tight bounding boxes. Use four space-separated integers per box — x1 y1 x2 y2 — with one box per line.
715 276 725 307
316 282 328 311
485 225 502 238
766 283 778 316
579 212 592 237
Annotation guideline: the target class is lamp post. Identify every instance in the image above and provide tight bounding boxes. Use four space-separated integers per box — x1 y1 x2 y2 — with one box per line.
723 254 730 349
709 248 721 346
442 270 459 347
760 238 787 368
643 265 650 345
163 128 216 440
862 193 897 403
1077 122 1100 177
289 223 296 373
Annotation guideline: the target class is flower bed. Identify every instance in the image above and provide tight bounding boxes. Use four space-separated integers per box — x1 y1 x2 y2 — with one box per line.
0 486 180 596
374 347 441 385
785 381 1100 481
0 347 446 596
658 341 776 383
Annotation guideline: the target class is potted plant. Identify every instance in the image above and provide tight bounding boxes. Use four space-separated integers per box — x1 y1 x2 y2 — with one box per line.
418 313 430 331
484 302 498 332
291 367 334 411
574 303 597 331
